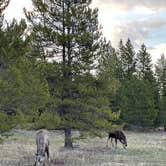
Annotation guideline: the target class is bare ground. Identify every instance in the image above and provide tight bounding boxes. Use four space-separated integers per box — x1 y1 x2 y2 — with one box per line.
0 130 166 166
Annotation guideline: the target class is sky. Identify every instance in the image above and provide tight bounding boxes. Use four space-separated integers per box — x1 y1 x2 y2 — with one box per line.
4 0 166 63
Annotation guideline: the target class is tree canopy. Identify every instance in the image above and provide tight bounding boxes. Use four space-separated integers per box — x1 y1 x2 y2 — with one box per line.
0 0 165 143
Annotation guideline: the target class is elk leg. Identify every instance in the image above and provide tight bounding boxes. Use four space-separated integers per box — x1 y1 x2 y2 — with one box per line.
46 146 50 165
106 137 110 147
111 138 113 147
115 139 117 149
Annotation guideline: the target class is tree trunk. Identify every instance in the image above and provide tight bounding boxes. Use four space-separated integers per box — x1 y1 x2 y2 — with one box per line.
64 128 73 148
164 125 166 131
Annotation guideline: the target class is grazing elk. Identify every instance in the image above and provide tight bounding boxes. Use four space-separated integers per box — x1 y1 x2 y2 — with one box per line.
34 130 50 166
106 130 127 149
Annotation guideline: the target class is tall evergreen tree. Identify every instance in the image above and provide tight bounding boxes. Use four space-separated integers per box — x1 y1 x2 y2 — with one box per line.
120 78 157 127
118 39 136 80
137 44 153 81
118 42 157 128
137 44 159 125
155 54 166 129
25 0 118 148
155 54 166 96
97 38 122 113
0 19 50 133
98 38 122 84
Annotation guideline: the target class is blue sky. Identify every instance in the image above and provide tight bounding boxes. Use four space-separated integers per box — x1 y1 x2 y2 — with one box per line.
4 0 166 63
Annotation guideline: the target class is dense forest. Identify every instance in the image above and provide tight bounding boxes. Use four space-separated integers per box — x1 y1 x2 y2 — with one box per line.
0 0 166 148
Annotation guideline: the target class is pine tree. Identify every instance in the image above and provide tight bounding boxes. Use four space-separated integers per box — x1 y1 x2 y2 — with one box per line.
25 0 118 148
137 44 159 125
98 38 122 84
137 44 153 81
97 38 122 113
118 39 136 80
120 78 157 127
155 54 166 96
155 54 166 129
0 19 50 133
117 42 158 128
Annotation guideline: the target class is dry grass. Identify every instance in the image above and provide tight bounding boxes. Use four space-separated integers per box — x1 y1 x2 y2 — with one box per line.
0 130 166 166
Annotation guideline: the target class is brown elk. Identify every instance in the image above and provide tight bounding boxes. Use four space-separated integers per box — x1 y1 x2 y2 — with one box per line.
34 130 50 166
106 130 127 149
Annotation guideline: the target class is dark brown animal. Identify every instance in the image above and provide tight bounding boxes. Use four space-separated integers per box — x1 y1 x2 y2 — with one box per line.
34 130 50 166
106 130 127 149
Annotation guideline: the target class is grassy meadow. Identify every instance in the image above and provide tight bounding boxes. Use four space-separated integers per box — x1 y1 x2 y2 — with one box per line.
0 130 166 166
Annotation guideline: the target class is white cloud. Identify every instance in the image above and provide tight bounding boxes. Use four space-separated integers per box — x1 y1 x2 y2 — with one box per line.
109 18 166 48
4 0 32 21
133 6 156 15
149 43 166 63
93 0 166 11
92 0 166 48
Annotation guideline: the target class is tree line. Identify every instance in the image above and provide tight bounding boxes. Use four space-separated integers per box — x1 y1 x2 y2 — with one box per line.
0 0 166 148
